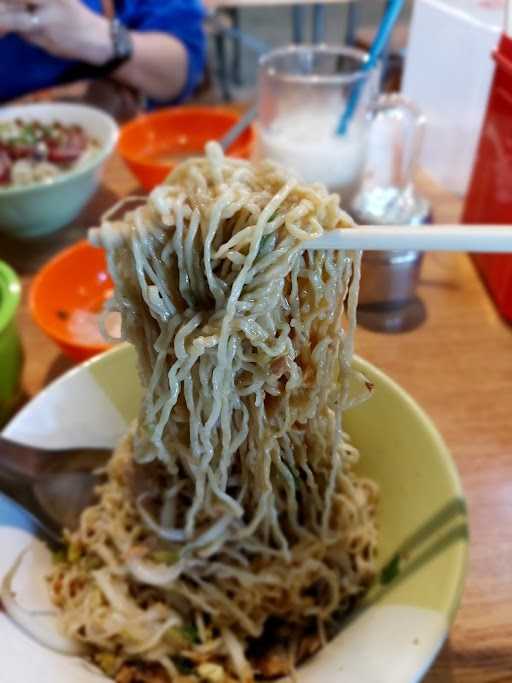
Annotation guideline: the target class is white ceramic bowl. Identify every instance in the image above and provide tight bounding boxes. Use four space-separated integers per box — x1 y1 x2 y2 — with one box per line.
0 103 118 239
0 345 468 682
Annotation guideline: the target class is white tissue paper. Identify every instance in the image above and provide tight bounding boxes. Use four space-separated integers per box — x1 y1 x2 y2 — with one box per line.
402 0 505 196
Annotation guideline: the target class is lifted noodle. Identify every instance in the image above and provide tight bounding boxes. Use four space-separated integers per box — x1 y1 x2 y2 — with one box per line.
49 143 378 682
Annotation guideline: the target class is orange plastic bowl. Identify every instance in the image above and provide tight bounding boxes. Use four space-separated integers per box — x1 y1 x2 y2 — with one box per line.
30 241 115 362
118 106 255 190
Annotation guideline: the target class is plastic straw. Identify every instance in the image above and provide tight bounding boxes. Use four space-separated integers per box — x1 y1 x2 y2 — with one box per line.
337 0 405 135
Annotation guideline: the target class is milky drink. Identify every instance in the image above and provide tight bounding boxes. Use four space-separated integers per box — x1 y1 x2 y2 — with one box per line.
258 105 367 204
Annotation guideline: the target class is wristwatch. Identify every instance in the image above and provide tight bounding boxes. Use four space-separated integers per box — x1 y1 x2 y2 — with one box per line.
104 18 134 71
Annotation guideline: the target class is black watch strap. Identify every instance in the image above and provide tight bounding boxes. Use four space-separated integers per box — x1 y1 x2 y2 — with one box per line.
100 18 133 72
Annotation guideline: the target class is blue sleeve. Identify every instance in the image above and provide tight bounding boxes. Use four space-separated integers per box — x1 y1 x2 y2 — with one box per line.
123 0 206 104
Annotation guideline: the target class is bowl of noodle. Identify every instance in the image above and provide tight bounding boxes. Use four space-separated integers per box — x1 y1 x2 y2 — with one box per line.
0 146 467 683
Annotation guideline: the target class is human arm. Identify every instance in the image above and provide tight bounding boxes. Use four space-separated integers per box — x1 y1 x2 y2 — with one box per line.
0 0 203 102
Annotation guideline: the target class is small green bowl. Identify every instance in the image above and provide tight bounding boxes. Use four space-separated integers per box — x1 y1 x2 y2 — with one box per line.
0 260 22 424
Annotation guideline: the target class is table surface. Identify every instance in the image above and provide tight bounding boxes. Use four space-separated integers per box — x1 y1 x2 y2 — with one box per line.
4 152 512 681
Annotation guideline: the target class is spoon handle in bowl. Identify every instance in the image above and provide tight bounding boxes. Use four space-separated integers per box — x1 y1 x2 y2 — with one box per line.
0 436 46 481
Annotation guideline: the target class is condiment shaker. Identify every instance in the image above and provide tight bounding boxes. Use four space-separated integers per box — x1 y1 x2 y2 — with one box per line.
350 94 431 332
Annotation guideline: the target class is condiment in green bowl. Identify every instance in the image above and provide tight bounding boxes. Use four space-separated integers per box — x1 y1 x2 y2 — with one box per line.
0 103 118 239
0 260 22 424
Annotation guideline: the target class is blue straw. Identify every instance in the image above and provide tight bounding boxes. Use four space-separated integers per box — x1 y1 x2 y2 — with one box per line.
336 0 405 135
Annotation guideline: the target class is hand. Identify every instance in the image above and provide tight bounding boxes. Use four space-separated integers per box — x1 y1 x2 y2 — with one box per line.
0 0 112 64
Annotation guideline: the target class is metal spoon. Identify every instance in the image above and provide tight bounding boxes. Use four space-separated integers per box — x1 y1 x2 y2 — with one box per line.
219 105 257 152
0 436 110 547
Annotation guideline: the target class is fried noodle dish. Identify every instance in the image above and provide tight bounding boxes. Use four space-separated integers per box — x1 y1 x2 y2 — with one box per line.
48 143 378 682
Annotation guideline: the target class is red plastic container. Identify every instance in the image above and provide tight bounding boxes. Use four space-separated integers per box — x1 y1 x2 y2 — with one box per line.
463 34 512 322
118 106 255 191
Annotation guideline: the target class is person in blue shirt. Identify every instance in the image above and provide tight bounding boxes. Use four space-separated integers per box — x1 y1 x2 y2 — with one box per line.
0 0 206 104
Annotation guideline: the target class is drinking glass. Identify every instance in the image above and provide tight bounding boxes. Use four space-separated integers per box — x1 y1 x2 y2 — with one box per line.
257 45 415 205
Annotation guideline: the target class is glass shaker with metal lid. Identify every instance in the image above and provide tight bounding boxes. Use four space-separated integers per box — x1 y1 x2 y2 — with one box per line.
350 94 431 332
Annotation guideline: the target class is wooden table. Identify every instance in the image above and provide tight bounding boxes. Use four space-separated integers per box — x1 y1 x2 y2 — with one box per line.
4 158 512 681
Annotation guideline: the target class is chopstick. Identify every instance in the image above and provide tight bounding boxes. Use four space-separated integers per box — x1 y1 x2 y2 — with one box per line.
301 225 512 252
506 0 512 39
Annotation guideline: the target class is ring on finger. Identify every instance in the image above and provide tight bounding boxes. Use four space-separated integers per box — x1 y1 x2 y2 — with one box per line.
27 9 40 30
26 4 41 31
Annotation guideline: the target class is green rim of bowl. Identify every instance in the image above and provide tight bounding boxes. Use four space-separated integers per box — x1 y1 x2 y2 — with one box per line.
0 261 21 333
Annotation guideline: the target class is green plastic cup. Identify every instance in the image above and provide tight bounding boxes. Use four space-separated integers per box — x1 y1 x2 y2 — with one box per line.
0 261 22 424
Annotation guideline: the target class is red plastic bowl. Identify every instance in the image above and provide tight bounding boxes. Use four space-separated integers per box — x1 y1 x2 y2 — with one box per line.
118 106 255 190
30 240 115 362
